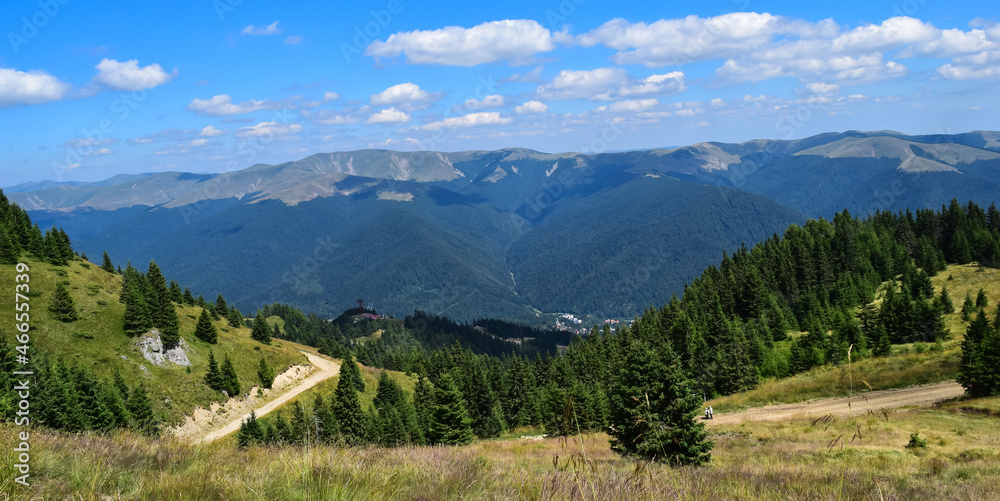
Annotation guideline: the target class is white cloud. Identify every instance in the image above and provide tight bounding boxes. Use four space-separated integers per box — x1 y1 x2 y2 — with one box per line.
805 82 840 95
190 138 209 146
537 67 687 101
199 125 226 137
187 95 273 116
607 98 659 112
91 58 175 91
82 147 114 156
413 112 511 130
462 94 504 110
579 14 1000 86
536 67 625 100
323 91 340 102
365 19 560 66
0 68 71 106
366 107 411 124
234 121 303 138
619 71 686 96
284 36 302 45
514 100 548 114
242 21 281 36
937 50 1000 80
370 82 441 110
64 137 117 148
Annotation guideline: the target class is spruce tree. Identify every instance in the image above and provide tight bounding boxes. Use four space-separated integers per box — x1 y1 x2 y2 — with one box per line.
221 354 241 396
962 292 977 321
939 286 954 314
122 279 153 336
0 227 22 265
182 287 195 305
251 311 272 344
127 384 158 436
215 294 228 315
958 311 999 397
48 282 79 322
193 308 218 344
101 251 115 273
608 340 712 466
238 410 264 447
331 369 367 444
168 281 183 303
204 351 223 391
428 373 474 445
227 306 244 328
976 288 989 309
340 352 365 392
158 304 181 349
257 356 275 389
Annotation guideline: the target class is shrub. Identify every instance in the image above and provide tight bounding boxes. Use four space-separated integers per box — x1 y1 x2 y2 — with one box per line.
906 432 928 449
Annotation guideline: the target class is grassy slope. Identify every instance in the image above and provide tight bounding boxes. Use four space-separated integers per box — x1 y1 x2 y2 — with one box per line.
4 398 999 499
709 263 998 412
0 257 311 424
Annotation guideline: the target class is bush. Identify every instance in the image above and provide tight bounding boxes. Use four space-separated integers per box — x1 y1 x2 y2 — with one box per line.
906 432 928 449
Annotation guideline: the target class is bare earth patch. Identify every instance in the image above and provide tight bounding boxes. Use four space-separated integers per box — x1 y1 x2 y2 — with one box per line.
707 380 964 425
169 352 340 443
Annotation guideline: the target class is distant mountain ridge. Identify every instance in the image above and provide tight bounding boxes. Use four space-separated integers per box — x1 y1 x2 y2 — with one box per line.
11 130 1000 321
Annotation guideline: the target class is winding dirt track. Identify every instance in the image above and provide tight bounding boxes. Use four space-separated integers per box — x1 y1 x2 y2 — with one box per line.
198 352 340 443
707 381 964 426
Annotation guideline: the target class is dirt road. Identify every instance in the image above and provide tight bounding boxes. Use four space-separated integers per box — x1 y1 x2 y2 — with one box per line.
707 381 964 426
198 352 340 443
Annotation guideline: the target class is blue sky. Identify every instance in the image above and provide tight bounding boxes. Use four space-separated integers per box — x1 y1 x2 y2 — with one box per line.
1 0 997 185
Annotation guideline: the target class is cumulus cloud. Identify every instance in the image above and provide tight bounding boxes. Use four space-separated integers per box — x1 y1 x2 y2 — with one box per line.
284 36 302 45
0 68 71 106
579 14 1000 85
187 95 273 116
805 82 840 95
413 112 511 130
537 67 687 100
937 50 1000 80
199 125 226 137
64 137 117 148
242 22 281 36
514 100 548 114
91 58 175 91
234 121 302 138
370 82 441 110
607 98 659 112
462 95 505 110
82 147 114 156
365 19 561 66
323 91 340 102
366 107 411 124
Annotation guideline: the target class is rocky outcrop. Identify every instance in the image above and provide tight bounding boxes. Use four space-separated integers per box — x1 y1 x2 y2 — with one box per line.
135 330 192 367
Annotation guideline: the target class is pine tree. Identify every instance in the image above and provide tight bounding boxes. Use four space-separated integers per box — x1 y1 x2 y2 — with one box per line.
938 286 955 314
193 308 218 344
221 354 241 397
962 292 977 321
976 288 989 309
958 311 999 397
168 281 183 303
238 410 264 447
251 311 272 344
339 352 365 392
331 369 367 444
127 384 158 436
182 287 195 305
0 226 22 265
257 356 275 389
48 282 79 322
608 339 712 466
215 294 228 315
158 303 181 349
204 351 223 391
413 376 434 441
122 279 153 336
101 251 115 273
428 373 474 445
227 306 244 328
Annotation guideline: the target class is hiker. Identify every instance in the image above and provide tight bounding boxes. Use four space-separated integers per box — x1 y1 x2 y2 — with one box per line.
709 406 714 419
705 407 710 420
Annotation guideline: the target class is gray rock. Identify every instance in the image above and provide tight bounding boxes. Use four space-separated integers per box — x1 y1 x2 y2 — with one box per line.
135 330 192 367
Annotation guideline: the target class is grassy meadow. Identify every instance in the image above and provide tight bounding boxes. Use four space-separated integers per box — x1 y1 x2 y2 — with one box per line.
2 396 998 500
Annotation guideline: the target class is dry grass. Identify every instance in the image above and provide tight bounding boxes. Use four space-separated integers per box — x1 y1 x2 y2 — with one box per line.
2 401 998 500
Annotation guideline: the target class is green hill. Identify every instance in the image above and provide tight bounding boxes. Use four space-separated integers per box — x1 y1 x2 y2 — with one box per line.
0 255 311 425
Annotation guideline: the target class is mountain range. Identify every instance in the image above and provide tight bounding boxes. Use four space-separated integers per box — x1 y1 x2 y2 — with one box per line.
10 130 1000 322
